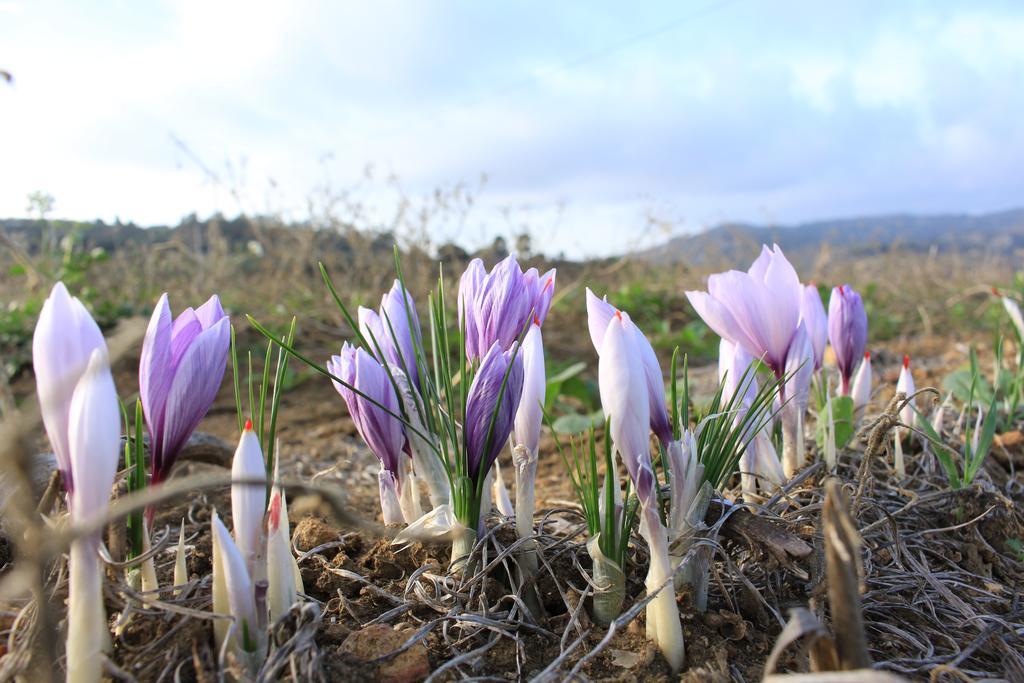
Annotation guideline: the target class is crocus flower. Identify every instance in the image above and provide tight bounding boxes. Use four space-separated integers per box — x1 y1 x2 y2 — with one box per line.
896 354 916 431
458 256 555 360
32 281 106 493
359 280 422 389
851 351 872 413
140 294 230 483
685 244 802 380
267 485 301 621
512 322 545 546
327 343 411 524
588 289 672 447
827 285 868 395
64 347 121 683
211 512 258 656
231 421 267 581
995 289 1024 342
800 285 828 370
597 310 652 489
596 309 685 671
464 342 524 482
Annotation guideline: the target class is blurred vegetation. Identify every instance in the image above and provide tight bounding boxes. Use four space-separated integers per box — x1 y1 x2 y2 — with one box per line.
2 184 1017 433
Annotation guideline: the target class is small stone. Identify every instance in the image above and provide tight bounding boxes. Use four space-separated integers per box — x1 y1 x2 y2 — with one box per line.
292 516 340 551
341 624 430 683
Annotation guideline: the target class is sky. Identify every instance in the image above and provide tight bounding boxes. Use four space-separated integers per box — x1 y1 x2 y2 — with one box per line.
1 1 1023 257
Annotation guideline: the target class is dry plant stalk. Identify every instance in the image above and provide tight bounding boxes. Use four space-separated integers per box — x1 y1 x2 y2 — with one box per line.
823 478 870 670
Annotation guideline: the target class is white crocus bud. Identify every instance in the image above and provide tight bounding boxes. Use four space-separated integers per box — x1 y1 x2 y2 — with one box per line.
173 519 188 594
231 422 267 582
491 459 515 517
212 513 259 658
267 486 300 621
66 348 120 683
512 323 544 545
851 351 872 415
896 355 916 436
1001 294 1024 342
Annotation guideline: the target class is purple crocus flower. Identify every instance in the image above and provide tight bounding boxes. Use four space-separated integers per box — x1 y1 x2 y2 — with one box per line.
800 285 828 370
140 294 230 483
458 256 555 361
685 244 802 380
358 280 422 390
587 289 672 447
327 343 410 524
827 285 868 394
464 342 524 481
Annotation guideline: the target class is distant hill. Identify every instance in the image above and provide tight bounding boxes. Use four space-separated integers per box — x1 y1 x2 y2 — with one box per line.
636 208 1024 267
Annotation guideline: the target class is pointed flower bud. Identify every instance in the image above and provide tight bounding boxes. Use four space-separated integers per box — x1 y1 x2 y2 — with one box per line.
588 289 672 446
997 290 1024 342
32 281 107 493
464 342 524 481
358 280 422 390
140 293 230 482
67 347 121 522
827 285 868 395
458 256 556 360
686 244 803 377
211 513 258 653
231 421 267 579
267 487 299 621
597 310 652 492
851 351 872 412
896 354 916 429
513 323 545 454
800 284 828 370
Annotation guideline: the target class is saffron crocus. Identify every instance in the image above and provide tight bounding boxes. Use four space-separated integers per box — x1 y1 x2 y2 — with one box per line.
231 421 267 582
211 512 260 661
851 351 873 414
140 293 230 483
32 281 106 493
267 484 301 622
327 343 416 525
800 285 828 370
458 256 555 360
512 322 545 548
685 244 803 380
359 280 422 389
588 289 672 447
896 354 916 433
597 311 685 671
464 342 524 483
827 285 868 395
65 347 121 683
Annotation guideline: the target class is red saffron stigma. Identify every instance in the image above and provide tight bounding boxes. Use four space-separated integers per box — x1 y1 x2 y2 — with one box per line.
615 310 623 321
902 354 910 369
268 492 281 530
244 418 253 431
533 315 541 326
543 277 553 291
865 351 871 359
839 285 845 295
992 286 1001 296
